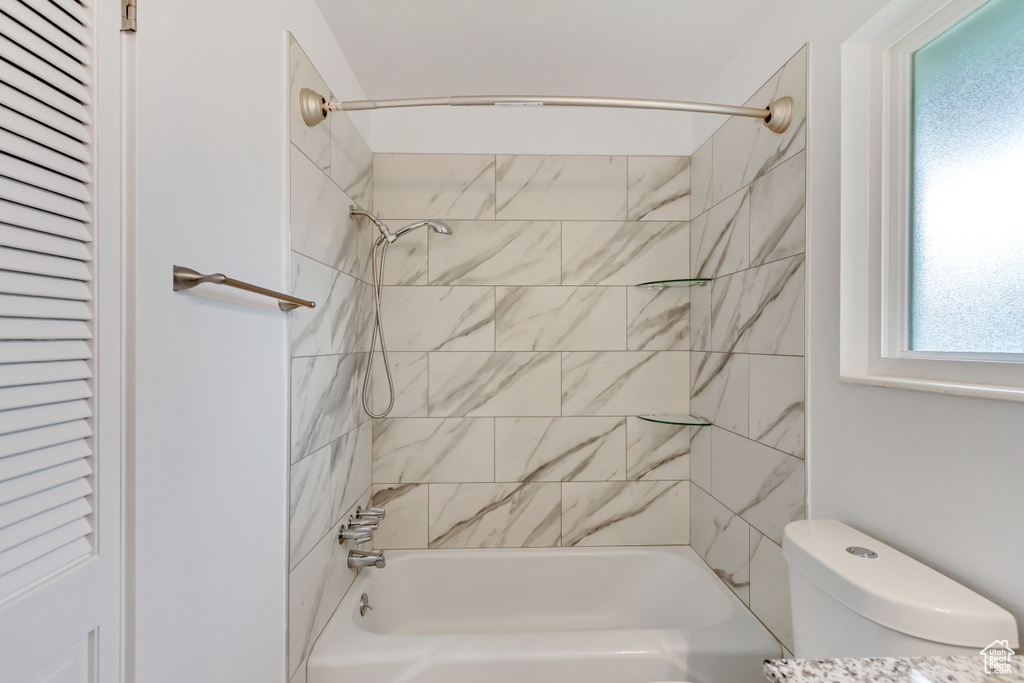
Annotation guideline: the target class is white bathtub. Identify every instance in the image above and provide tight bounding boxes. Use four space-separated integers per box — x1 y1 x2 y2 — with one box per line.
307 546 781 683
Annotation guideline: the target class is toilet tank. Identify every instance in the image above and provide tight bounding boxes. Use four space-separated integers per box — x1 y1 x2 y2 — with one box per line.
783 520 1018 659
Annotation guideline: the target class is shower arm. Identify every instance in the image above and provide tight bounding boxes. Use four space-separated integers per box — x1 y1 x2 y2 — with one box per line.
350 206 397 243
328 94 795 134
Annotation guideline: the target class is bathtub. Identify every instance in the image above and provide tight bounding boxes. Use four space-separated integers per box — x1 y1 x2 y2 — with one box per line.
307 546 781 683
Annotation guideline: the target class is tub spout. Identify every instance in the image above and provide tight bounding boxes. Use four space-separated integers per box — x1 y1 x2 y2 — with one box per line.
348 549 386 569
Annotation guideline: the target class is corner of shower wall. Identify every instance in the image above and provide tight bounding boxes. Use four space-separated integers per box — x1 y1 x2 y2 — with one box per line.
286 35 376 683
687 44 808 656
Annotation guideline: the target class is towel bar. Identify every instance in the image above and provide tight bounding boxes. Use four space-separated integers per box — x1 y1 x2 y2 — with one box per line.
172 265 316 311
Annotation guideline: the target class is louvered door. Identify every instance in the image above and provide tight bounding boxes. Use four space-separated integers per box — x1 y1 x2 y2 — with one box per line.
0 1 122 681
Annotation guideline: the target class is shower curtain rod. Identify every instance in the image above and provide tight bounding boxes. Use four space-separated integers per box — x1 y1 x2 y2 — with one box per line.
330 94 795 133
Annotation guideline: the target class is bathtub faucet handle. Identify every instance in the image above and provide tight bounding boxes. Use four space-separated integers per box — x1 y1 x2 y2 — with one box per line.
348 515 378 530
355 506 386 520
339 527 373 545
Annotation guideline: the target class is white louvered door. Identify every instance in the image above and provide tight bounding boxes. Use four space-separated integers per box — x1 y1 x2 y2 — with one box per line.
0 0 122 681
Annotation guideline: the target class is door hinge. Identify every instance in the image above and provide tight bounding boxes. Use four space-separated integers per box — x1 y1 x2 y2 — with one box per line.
121 0 137 32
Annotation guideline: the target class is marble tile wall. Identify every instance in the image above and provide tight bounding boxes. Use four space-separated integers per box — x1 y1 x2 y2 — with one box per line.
369 152 694 550
287 36 375 681
688 46 807 654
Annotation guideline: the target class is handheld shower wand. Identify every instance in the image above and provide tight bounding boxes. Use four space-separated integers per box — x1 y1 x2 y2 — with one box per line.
349 206 453 418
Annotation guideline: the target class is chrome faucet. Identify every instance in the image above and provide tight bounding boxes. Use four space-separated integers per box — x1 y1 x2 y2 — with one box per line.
355 506 386 521
339 527 373 545
347 516 378 530
348 549 385 569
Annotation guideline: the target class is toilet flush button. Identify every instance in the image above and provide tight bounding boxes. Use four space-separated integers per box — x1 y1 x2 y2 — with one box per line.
846 546 879 559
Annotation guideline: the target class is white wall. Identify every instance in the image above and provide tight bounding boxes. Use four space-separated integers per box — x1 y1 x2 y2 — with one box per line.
700 0 1024 642
130 3 366 682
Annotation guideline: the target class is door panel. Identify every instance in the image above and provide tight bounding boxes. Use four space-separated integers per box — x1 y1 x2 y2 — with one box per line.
0 0 122 680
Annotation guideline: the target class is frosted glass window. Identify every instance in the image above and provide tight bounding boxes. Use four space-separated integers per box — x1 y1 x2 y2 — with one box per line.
910 0 1024 353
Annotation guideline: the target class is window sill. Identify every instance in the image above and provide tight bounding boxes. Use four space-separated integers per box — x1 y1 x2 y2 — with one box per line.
839 372 1024 403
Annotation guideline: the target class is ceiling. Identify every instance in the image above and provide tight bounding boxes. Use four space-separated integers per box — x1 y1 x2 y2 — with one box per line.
316 0 778 103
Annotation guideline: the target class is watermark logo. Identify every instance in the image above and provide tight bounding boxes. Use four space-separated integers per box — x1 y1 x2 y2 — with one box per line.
981 640 1015 675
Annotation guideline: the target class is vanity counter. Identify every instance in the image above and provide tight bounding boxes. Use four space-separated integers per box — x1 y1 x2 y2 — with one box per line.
764 655 1024 683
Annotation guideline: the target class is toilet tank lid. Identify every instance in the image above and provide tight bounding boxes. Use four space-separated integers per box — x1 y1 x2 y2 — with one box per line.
783 520 1018 649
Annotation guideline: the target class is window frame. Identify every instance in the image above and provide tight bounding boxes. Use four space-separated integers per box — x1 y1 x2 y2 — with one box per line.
841 0 1024 401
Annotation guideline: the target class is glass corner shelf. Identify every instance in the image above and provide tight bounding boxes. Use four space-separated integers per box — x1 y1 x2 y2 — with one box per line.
635 278 711 290
637 414 711 426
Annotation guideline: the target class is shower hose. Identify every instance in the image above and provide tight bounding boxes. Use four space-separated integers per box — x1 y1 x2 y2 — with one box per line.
362 237 396 418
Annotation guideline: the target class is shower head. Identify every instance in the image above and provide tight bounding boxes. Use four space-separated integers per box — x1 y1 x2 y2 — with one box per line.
350 206 453 244
426 221 453 235
393 220 454 239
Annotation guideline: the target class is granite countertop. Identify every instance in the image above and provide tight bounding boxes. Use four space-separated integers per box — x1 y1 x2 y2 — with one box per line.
765 655 1024 683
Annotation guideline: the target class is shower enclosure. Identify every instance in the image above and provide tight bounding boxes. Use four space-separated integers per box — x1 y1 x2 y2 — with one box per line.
287 33 807 682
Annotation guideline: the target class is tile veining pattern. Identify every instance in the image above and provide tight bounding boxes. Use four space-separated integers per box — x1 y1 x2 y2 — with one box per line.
370 152 694 551
689 46 807 655
287 37 375 681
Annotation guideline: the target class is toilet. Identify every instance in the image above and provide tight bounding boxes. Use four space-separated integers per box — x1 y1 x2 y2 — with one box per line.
784 519 1019 659
650 519 1018 683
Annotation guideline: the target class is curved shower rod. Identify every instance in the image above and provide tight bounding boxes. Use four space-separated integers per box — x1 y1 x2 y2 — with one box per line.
300 88 795 134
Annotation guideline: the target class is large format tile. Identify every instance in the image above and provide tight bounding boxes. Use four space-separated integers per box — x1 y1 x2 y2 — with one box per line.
561 481 689 546
690 281 712 352
749 354 805 458
290 656 307 683
330 110 373 210
429 221 560 286
627 286 689 351
711 428 804 545
429 352 561 417
291 253 370 357
561 351 688 416
712 46 806 203
749 150 805 267
690 137 713 217
563 221 690 286
691 187 750 279
379 286 494 352
289 446 332 568
625 417 690 481
691 483 750 604
373 417 494 483
428 483 561 548
330 421 372 524
288 37 331 172
288 528 334 675
371 484 428 549
690 426 712 491
750 529 794 650
495 155 627 220
290 146 365 280
379 227 427 286
711 255 805 355
495 286 625 351
375 154 496 220
627 156 691 221
371 351 428 417
291 353 363 462
288 490 368 676
494 417 625 482
690 351 749 435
